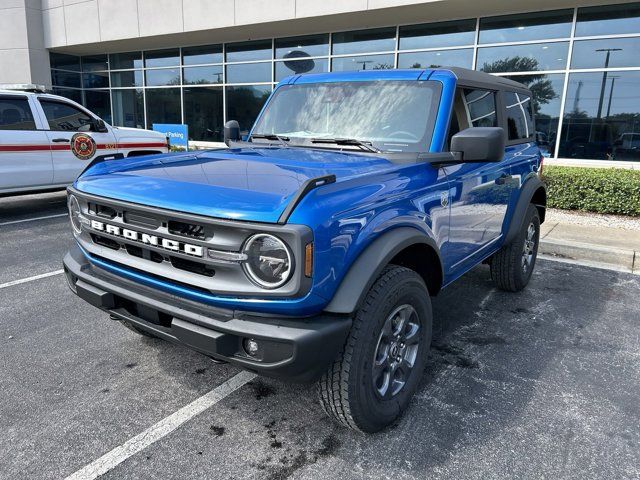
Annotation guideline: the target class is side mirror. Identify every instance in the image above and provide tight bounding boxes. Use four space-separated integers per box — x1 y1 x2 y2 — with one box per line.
92 118 108 133
451 127 505 163
224 120 240 146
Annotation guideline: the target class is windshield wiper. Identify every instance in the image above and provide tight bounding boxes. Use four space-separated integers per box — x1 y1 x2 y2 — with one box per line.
310 137 381 153
251 133 290 147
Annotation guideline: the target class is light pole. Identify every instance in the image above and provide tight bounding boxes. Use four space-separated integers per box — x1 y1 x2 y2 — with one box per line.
595 48 622 119
606 75 620 118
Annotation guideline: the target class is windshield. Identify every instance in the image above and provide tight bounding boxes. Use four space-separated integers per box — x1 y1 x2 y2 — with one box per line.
251 80 442 153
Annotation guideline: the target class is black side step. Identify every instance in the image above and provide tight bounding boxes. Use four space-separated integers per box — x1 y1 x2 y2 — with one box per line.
277 174 336 224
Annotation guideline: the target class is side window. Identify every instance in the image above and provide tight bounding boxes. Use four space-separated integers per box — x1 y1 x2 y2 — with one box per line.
463 89 497 128
0 97 37 130
504 91 534 141
39 100 93 131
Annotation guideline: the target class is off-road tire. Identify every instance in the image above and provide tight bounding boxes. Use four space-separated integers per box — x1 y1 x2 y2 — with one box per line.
490 204 540 292
317 265 432 433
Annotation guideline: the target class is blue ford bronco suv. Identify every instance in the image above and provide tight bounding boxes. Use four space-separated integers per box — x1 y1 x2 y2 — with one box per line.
63 67 546 432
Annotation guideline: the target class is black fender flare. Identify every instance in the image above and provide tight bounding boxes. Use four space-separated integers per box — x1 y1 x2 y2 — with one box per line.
504 175 547 245
324 227 443 314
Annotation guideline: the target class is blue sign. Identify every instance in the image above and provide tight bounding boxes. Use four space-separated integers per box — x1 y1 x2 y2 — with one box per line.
153 124 189 151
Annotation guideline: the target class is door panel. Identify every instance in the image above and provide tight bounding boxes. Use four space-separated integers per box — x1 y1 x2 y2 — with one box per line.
0 96 52 190
39 99 117 184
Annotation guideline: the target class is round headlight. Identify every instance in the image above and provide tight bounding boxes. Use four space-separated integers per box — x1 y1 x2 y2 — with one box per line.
242 234 293 289
68 194 82 235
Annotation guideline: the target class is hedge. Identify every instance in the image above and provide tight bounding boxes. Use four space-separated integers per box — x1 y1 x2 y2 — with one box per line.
542 166 640 216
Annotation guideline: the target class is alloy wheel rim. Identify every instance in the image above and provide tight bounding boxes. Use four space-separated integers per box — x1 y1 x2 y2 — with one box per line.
372 304 421 399
522 221 537 273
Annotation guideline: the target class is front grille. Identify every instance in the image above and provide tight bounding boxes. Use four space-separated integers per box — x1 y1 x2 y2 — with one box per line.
170 256 215 277
168 220 206 239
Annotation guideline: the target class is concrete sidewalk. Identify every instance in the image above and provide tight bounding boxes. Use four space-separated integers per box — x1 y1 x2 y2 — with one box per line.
539 210 639 274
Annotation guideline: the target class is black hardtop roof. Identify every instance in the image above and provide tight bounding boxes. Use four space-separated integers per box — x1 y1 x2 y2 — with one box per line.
441 67 531 94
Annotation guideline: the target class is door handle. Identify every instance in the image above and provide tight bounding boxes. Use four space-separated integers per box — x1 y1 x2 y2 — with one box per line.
52 138 70 143
495 173 510 185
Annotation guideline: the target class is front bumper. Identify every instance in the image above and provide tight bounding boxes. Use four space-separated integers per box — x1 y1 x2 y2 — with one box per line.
63 244 351 382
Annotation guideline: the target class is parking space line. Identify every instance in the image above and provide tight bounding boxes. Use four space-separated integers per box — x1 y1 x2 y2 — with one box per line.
0 213 67 226
64 370 257 480
0 269 65 289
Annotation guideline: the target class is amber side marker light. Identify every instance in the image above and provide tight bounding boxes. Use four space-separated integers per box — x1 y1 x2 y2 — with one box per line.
305 242 313 277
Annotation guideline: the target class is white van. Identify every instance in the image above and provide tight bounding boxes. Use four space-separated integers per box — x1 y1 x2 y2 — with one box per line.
0 85 169 195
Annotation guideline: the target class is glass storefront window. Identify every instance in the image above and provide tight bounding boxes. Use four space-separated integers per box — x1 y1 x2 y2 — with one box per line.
275 34 330 59
82 72 109 89
183 65 223 85
560 71 640 161
479 10 573 44
51 70 81 89
575 2 640 37
226 40 272 63
110 70 143 88
81 55 108 72
51 88 82 104
331 54 394 72
226 85 272 134
112 89 144 128
571 38 640 70
332 27 396 55
477 42 569 72
182 45 223 65
504 73 564 158
145 49 180 68
145 68 181 87
183 87 223 141
146 88 181 128
50 53 80 71
226 62 271 84
399 19 476 50
398 49 473 69
275 58 328 81
109 52 143 70
84 90 112 124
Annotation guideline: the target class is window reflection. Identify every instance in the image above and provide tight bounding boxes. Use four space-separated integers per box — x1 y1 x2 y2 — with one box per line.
226 40 272 63
332 28 396 55
110 70 143 88
184 87 223 141
479 10 573 43
112 89 144 128
145 49 180 68
275 34 329 59
331 54 394 72
575 2 640 37
275 58 328 81
226 85 272 134
146 68 181 87
504 74 564 158
560 71 640 161
109 52 143 70
399 19 476 50
183 65 223 85
226 62 271 84
82 72 109 89
398 49 473 69
84 90 112 123
146 88 181 128
477 42 568 72
52 70 81 89
571 38 640 70
52 88 82 104
81 55 108 72
182 45 223 65
50 53 81 71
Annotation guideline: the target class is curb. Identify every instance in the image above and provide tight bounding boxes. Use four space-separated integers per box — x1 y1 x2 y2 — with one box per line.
539 238 637 275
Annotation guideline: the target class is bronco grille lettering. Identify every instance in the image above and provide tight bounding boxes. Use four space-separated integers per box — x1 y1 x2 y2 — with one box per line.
90 220 203 257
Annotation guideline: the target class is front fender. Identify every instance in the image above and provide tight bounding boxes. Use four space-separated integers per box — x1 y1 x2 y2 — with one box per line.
324 227 442 314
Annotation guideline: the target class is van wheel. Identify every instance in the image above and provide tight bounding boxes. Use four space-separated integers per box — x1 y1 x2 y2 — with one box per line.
317 265 432 433
490 204 540 292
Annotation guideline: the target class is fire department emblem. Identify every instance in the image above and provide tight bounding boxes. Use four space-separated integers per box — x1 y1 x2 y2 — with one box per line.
71 133 97 160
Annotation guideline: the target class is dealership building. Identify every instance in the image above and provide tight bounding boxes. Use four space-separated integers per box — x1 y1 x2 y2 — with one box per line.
2 0 640 164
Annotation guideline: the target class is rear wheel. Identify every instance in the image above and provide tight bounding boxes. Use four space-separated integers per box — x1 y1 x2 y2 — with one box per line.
317 265 432 433
490 204 540 292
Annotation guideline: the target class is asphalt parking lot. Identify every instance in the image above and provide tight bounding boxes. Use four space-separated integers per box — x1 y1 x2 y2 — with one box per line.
1 191 639 480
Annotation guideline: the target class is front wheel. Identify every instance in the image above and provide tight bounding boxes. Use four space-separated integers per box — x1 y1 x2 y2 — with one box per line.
317 265 432 433
490 204 540 292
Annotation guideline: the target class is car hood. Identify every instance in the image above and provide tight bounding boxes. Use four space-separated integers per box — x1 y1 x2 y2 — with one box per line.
111 126 166 141
75 147 396 223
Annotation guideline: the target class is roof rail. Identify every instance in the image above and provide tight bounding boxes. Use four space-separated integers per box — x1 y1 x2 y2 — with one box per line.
0 84 47 93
